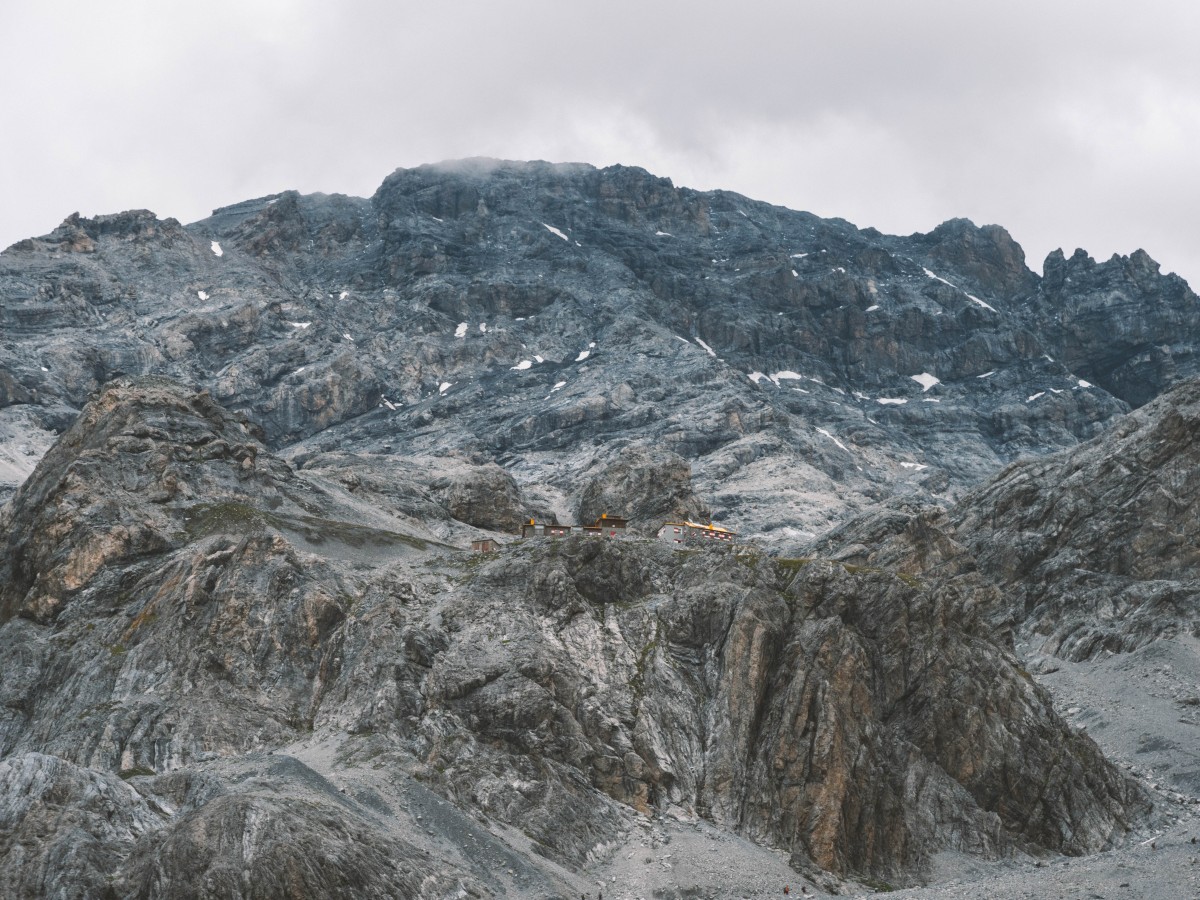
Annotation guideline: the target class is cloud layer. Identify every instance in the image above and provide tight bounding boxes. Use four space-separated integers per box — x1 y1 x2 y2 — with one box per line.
4 1 1200 281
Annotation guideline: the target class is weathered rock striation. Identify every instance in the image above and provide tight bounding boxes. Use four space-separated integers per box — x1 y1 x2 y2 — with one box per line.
5 159 1197 537
0 379 1150 896
4 160 1199 897
814 375 1200 666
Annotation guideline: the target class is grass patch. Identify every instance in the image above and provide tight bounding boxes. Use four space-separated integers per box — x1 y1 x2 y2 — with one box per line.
183 501 271 538
774 557 812 576
630 631 661 700
285 514 430 551
183 501 430 551
118 766 156 780
735 550 763 568
459 552 492 569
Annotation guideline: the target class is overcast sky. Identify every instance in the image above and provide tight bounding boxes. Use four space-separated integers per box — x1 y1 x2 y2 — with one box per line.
4 1 1200 283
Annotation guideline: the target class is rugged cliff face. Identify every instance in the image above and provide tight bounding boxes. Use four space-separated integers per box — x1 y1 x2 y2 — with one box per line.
819 376 1200 668
941 376 1200 663
1032 247 1200 407
4 160 1199 897
0 379 1148 896
6 159 1198 541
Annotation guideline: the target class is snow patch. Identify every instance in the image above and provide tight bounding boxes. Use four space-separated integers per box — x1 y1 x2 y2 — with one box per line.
197 290 209 301
455 323 468 338
439 382 452 394
816 428 850 453
551 381 567 392
900 462 929 471
210 241 223 257
575 350 590 362
342 333 354 342
922 267 997 311
748 372 768 384
791 252 808 258
877 398 908 405
791 269 799 278
588 341 596 348
1026 391 1045 403
511 360 533 370
675 336 690 344
865 305 880 312
911 372 940 392
656 230 673 237
290 321 311 329
534 355 544 363
922 398 941 403
923 267 956 288
773 371 804 382
694 337 717 357
479 323 488 333
977 370 995 379
1078 378 1093 388
339 291 348 301
542 223 570 242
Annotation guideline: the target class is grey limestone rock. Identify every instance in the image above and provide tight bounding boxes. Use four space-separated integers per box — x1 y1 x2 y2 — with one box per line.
4 160 1199 897
8 158 1194 545
0 379 1151 895
574 444 711 533
813 375 1200 666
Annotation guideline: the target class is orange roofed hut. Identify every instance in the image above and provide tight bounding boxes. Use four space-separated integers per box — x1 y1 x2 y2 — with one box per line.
656 520 736 546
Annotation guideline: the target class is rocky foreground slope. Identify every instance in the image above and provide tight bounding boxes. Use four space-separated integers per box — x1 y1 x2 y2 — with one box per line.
0 378 1152 897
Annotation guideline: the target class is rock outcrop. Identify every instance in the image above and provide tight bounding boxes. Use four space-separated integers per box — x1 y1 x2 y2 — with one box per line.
0 379 1150 895
950 376 1200 661
1033 247 1200 407
574 445 711 533
813 376 1200 666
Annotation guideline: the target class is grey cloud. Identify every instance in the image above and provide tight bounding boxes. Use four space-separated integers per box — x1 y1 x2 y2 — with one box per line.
3 1 1200 282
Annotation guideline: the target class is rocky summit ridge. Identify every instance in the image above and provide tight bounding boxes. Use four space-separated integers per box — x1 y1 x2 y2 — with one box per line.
4 159 1199 542
1 160 1199 898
